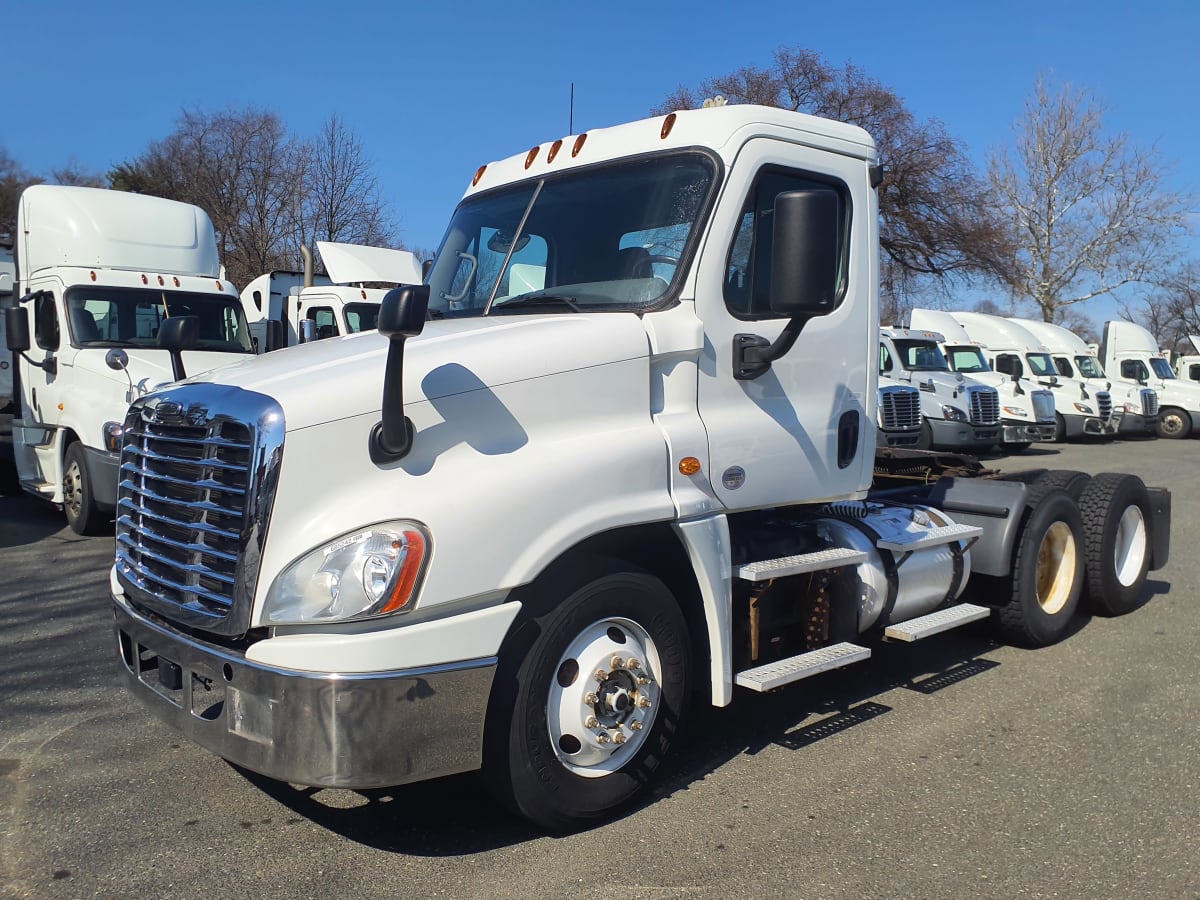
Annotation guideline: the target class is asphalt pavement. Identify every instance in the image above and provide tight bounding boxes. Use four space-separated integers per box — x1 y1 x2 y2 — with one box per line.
1 437 1197 899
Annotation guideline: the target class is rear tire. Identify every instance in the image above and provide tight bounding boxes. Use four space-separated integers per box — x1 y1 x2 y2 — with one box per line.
1155 407 1191 439
1078 473 1153 616
996 489 1085 647
482 562 690 832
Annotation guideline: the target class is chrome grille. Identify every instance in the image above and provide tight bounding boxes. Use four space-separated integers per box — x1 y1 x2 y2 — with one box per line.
1096 391 1112 420
1031 390 1056 422
1141 389 1159 417
966 386 1000 426
879 385 921 432
115 387 284 636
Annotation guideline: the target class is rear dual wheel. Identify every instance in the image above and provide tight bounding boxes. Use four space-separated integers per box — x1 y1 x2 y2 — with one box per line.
1078 473 1153 616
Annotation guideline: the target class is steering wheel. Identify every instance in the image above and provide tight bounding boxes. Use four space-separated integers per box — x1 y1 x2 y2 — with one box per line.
633 254 681 278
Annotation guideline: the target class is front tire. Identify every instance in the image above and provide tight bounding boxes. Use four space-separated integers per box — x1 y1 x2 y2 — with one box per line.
62 442 106 535
1078 473 1153 616
915 420 933 450
999 440 1031 455
1155 406 1191 439
996 489 1085 647
482 564 690 832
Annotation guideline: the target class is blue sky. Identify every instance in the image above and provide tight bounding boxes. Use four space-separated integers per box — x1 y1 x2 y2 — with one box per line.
5 0 1198 329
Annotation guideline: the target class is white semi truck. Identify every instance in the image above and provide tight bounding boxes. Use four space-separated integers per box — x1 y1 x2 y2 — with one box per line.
1 243 13 411
909 309 1057 451
878 326 1002 451
242 242 422 349
1013 317 1159 436
3 185 257 533
1100 320 1200 439
1170 335 1200 386
109 106 1171 831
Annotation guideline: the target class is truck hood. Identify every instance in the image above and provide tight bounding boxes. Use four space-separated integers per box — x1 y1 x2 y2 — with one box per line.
65 347 256 394
180 314 653 432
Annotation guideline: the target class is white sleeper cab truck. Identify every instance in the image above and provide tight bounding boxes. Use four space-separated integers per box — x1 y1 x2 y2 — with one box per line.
879 327 1001 451
242 242 422 349
109 106 1172 832
240 267 331 352
1171 335 1200 387
4 185 256 533
1 242 14 411
1014 317 1158 436
909 308 1055 452
1101 320 1200 439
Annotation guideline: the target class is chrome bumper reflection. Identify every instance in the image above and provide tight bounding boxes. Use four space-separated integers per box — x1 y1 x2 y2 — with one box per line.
113 593 496 789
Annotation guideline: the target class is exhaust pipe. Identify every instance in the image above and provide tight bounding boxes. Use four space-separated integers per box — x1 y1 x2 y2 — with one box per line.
301 245 314 288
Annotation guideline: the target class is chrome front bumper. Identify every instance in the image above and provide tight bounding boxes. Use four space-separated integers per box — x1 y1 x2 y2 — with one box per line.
1000 422 1055 443
113 593 496 789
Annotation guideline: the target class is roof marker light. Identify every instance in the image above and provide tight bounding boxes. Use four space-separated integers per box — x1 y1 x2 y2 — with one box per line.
524 146 540 169
89 271 97 282
547 139 563 163
472 164 487 187
361 289 367 299
157 275 165 286
572 133 588 157
661 113 677 140
173 277 180 287
141 274 148 284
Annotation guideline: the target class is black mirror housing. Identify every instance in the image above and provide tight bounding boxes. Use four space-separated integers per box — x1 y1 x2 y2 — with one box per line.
768 189 840 317
5 307 31 352
379 285 431 338
158 315 198 382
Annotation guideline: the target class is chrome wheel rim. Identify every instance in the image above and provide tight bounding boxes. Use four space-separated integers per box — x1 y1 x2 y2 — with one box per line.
1113 504 1148 587
63 458 83 521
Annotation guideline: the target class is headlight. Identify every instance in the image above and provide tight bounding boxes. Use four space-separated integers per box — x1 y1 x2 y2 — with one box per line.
1003 406 1028 417
103 421 126 452
941 404 968 422
1073 403 1094 414
264 522 430 624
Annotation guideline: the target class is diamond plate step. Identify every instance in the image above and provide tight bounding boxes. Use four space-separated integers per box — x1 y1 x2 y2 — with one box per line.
734 548 868 582
735 642 871 692
884 603 991 642
876 523 981 552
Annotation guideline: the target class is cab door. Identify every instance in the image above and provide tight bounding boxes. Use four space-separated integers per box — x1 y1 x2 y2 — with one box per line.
693 138 876 510
12 289 65 484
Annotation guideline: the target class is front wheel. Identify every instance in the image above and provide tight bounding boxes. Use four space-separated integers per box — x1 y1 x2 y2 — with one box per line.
482 565 690 832
1155 407 1191 439
62 442 107 535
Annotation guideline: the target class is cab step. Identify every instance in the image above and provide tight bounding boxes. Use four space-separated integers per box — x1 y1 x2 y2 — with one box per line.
735 642 871 692
19 478 57 498
883 603 991 642
876 523 981 553
734 547 867 582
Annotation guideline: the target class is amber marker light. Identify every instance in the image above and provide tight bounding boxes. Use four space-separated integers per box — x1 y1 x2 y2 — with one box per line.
524 146 540 169
661 113 677 139
679 456 702 476
140 274 148 284
173 277 180 287
89 271 97 282
216 281 224 291
472 164 487 187
379 530 428 614
157 275 165 286
572 133 588 157
547 139 563 163
360 289 367 299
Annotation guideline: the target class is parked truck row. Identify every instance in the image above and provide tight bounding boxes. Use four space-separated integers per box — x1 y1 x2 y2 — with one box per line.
85 105 1171 831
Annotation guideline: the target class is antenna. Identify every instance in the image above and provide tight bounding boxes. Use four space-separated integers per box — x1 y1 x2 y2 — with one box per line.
569 82 574 134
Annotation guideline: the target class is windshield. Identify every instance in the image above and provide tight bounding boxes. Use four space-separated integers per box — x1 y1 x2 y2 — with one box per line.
344 302 380 333
892 339 950 372
1150 357 1175 379
425 152 717 317
66 286 253 353
1074 355 1105 378
1025 352 1056 377
945 346 990 373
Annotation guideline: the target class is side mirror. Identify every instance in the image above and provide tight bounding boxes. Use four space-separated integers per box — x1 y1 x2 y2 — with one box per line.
104 349 129 371
733 189 840 380
370 285 431 464
265 319 286 352
5 307 30 353
158 315 198 382
299 319 316 343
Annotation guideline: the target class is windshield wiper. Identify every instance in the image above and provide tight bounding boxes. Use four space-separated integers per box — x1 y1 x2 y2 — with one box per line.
491 293 581 313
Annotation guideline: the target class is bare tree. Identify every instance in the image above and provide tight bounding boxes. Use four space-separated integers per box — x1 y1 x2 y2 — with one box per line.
1129 262 1200 353
988 74 1191 323
654 47 1010 320
51 160 106 188
297 115 397 257
110 107 306 287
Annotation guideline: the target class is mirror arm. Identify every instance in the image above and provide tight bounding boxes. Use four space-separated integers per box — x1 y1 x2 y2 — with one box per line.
733 314 811 381
20 351 57 377
369 339 415 463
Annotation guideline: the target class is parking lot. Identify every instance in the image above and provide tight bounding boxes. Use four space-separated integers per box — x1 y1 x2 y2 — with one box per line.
1 436 1198 899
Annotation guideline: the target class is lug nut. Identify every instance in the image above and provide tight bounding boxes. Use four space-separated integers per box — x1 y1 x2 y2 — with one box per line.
629 720 643 731
610 655 625 669
594 669 607 682
585 715 599 729
613 731 627 745
637 696 652 709
637 675 650 686
583 691 598 705
626 658 640 670
597 732 611 745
